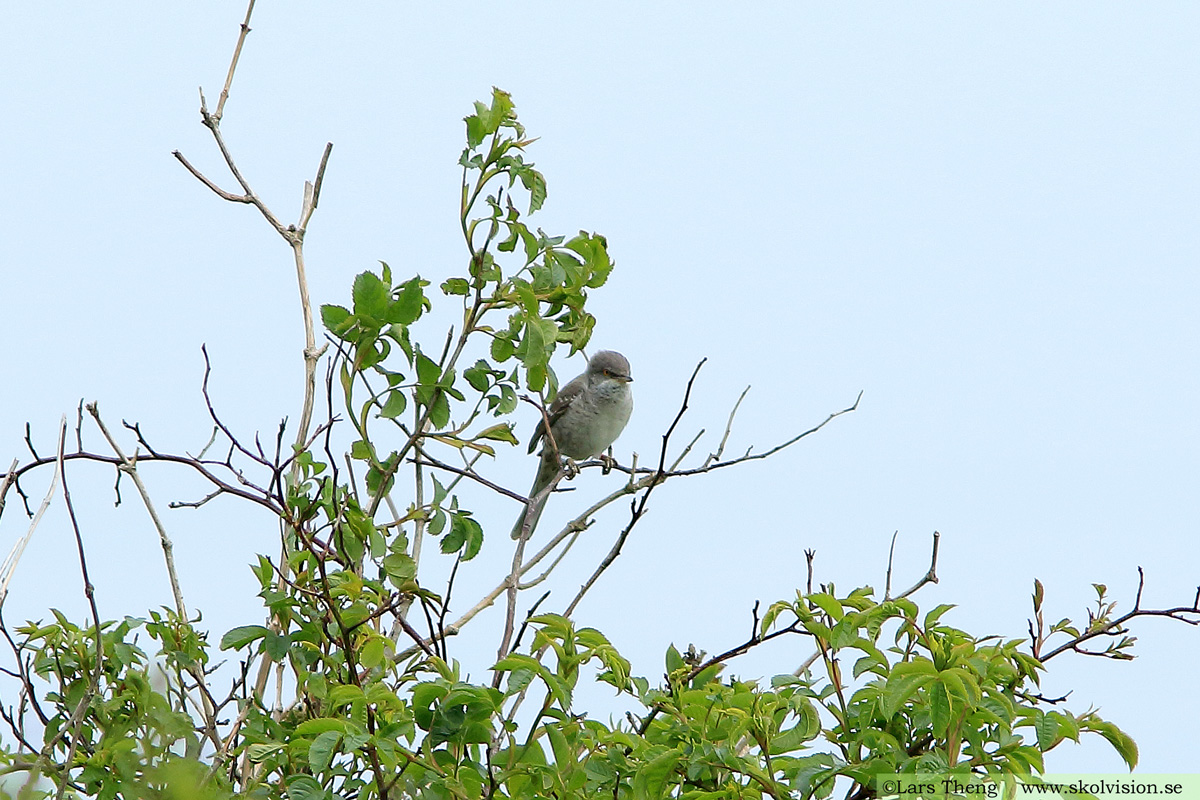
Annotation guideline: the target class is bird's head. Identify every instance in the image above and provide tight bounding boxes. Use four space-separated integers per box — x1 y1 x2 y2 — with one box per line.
587 350 633 385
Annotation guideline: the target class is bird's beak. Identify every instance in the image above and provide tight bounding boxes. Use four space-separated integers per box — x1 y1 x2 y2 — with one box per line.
623 375 634 383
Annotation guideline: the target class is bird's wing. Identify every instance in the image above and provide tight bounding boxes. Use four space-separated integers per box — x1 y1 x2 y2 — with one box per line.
527 373 587 455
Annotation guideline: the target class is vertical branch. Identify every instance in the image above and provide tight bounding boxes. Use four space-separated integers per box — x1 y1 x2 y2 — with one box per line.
214 0 257 123
52 418 102 800
87 403 188 618
289 234 322 478
287 142 332 483
0 454 58 607
0 457 19 521
175 4 335 723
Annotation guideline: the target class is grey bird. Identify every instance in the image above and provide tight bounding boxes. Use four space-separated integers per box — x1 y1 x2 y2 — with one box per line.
510 350 634 540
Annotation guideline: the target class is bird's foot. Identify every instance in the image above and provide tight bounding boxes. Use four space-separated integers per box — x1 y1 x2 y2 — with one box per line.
600 447 617 475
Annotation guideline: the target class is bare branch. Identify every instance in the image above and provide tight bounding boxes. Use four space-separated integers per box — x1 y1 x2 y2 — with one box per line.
704 385 750 468
214 0 257 122
895 531 941 600
883 531 899 599
599 389 861 483
411 453 527 503
510 591 552 654
56 418 109 793
561 357 707 619
1039 570 1200 663
85 403 189 620
0 457 19 522
297 142 334 231
0 433 63 608
171 150 252 203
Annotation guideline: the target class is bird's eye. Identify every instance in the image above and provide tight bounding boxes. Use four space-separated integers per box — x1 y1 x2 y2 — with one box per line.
603 369 612 376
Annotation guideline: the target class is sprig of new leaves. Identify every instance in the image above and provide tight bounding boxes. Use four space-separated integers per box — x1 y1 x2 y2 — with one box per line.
314 88 613 566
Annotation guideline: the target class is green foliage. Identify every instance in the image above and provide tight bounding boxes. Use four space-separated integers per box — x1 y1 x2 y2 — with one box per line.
0 89 1165 800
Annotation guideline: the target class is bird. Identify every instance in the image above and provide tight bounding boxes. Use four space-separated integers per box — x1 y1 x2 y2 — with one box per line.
510 350 634 540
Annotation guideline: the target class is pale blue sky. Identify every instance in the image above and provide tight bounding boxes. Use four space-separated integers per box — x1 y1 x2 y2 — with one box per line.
2 2 1198 773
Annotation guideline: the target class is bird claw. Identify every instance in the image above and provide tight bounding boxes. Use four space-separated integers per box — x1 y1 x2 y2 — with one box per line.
600 448 617 475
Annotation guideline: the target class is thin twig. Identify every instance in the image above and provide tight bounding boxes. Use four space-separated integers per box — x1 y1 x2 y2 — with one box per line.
411 454 527 503
0 458 21 533
704 385 750 468
1039 572 1200 662
54 417 104 800
172 151 252 203
86 403 189 618
214 0 256 122
0 446 62 608
895 531 940 600
510 591 552 654
805 549 815 596
562 358 707 619
883 531 899 600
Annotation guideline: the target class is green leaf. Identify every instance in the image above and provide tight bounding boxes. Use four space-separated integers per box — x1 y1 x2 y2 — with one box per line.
769 701 821 754
220 625 270 651
295 718 346 736
430 476 449 505
264 630 291 662
929 680 952 736
565 232 612 288
518 166 547 213
464 359 492 392
463 87 515 149
285 775 325 800
441 512 484 560
328 683 366 710
360 636 385 669
475 423 518 445
246 742 285 763
429 391 451 430
464 116 488 150
923 603 957 629
383 553 416 586
390 276 428 325
852 652 888 679
516 316 558 391
882 671 936 719
830 617 858 650
808 593 844 621
491 334 516 363
1093 720 1139 769
1035 711 1059 750
495 383 518 415
320 303 351 333
308 730 342 772
428 507 447 536
665 644 685 673
441 277 470 296
521 315 555 359
545 723 571 767
493 653 543 674
352 271 389 323
378 389 407 419
416 351 441 387
632 749 681 800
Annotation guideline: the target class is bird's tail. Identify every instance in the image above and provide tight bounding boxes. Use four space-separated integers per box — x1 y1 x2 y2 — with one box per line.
510 454 560 540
